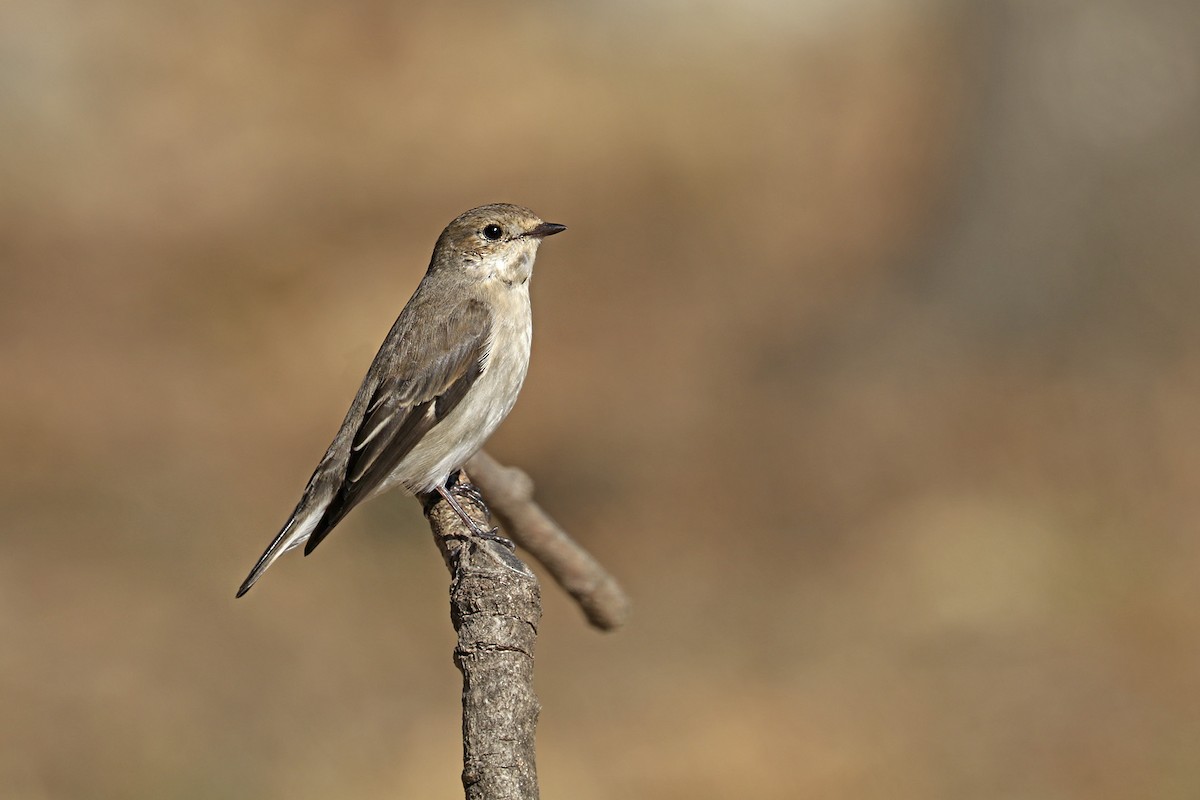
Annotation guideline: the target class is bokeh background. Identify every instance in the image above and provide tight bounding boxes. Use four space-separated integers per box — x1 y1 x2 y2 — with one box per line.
4 1 1199 797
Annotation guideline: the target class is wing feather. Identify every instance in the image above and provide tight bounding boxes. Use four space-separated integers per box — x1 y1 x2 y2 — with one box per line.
301 296 492 554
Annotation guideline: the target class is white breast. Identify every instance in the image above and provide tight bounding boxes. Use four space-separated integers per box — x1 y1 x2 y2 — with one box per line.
393 283 532 494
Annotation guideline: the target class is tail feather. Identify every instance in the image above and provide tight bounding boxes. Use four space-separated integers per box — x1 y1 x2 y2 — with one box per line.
235 507 325 597
301 501 354 556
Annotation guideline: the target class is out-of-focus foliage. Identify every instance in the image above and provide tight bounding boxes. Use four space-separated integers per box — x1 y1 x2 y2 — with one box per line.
3 1 1198 798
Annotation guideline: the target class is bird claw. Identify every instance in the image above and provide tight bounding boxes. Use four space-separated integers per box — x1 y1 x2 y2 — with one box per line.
475 526 515 551
450 481 508 546
451 481 487 509
434 479 512 550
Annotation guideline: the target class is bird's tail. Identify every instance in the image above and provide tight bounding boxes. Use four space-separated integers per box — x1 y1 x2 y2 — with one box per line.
235 504 325 597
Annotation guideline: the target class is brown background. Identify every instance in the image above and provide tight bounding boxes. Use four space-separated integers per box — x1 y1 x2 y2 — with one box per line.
4 1 1199 798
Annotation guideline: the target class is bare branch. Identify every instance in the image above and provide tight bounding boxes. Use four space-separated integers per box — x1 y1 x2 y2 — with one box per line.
467 450 631 631
423 478 541 800
417 454 627 797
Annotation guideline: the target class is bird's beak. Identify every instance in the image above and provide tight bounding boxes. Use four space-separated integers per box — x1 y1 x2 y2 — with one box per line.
526 222 567 238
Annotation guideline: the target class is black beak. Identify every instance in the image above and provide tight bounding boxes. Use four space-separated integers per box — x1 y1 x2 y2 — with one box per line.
526 222 567 238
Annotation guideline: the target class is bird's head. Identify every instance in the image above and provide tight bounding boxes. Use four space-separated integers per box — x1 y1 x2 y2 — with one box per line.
431 203 566 287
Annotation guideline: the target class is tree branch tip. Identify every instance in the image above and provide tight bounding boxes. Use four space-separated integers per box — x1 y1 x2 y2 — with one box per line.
502 465 535 500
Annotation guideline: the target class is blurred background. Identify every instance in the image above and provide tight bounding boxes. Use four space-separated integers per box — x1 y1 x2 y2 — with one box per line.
3 1 1199 797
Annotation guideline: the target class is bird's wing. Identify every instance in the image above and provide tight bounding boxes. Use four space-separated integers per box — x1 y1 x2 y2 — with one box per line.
235 295 491 596
304 296 493 553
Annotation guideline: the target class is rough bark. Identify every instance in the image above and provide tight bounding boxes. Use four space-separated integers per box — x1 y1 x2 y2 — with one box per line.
423 476 542 800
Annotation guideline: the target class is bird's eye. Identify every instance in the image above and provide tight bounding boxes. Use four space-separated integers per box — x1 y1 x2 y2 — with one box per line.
482 224 503 241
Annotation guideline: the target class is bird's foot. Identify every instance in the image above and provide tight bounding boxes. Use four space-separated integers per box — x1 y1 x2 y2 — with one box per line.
475 526 515 551
434 481 512 549
450 480 486 510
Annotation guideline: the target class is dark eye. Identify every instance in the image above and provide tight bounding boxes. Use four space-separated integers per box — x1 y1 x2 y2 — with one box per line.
482 224 503 241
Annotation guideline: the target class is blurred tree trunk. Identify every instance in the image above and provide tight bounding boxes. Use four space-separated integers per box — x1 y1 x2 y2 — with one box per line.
914 0 1200 351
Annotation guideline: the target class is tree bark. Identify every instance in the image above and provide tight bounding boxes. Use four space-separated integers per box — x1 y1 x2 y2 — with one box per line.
423 475 542 800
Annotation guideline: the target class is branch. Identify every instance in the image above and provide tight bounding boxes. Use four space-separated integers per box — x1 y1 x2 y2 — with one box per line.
419 454 628 798
467 450 631 631
423 478 541 800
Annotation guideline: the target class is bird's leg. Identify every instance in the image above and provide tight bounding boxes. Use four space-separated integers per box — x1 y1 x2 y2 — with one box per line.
435 480 515 550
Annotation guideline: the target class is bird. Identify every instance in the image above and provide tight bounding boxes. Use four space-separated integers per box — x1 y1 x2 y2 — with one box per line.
236 203 565 597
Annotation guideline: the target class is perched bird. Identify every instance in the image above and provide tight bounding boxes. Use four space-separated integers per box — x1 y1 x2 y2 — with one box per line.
236 204 565 597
